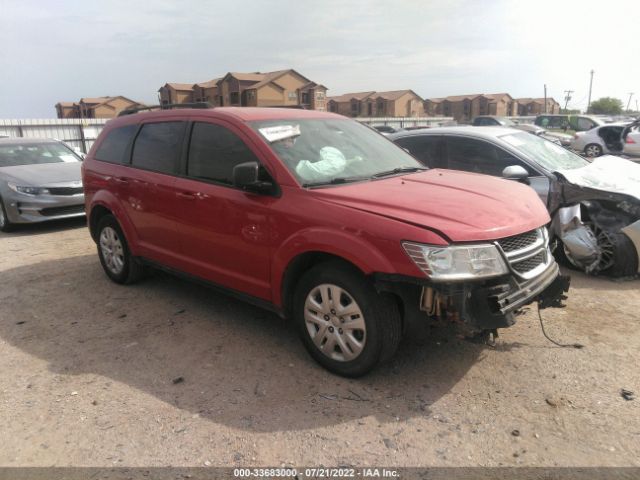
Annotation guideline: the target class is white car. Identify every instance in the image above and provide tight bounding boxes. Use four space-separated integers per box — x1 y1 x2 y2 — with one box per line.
571 122 640 158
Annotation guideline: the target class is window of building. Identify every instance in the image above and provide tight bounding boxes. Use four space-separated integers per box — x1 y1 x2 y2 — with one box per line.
316 92 325 99
187 122 260 186
230 92 240 105
288 92 297 100
94 125 138 164
301 92 309 104
131 122 185 174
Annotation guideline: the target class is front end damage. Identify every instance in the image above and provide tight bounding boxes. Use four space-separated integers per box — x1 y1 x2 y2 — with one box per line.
375 228 571 338
551 158 640 277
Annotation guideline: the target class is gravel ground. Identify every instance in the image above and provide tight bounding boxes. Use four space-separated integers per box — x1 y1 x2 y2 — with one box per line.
0 219 639 467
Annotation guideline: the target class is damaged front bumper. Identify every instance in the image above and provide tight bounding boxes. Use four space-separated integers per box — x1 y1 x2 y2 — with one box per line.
374 261 570 335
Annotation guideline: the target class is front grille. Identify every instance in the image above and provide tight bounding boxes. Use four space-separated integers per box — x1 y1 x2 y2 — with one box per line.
512 252 545 274
498 230 539 253
40 205 85 217
47 187 83 196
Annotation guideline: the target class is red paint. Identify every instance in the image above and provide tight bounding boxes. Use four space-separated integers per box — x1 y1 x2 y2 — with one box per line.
83 108 550 308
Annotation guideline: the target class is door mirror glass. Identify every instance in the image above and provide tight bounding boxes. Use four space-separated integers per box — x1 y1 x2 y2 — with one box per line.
232 161 274 194
502 165 529 181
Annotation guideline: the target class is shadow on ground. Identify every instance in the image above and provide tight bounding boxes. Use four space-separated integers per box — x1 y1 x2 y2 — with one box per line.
2 217 86 237
0 254 525 433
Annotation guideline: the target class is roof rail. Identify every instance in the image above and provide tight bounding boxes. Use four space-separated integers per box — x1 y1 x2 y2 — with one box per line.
118 102 214 117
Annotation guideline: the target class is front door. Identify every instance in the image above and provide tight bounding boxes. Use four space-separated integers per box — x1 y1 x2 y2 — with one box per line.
172 120 274 300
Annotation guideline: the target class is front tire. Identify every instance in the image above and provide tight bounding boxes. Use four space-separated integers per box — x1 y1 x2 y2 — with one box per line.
293 261 402 377
0 197 14 233
96 215 145 284
584 143 603 157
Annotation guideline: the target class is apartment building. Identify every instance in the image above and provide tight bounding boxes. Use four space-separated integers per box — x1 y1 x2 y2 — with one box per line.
55 96 145 119
158 69 327 110
327 90 425 117
516 98 561 115
425 93 518 122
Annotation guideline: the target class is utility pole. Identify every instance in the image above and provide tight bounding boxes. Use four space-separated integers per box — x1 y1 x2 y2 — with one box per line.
626 92 634 112
563 90 574 111
587 69 594 113
544 84 547 114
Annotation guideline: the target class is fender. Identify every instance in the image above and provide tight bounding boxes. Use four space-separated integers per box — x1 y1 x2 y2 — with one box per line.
270 227 395 307
89 190 140 255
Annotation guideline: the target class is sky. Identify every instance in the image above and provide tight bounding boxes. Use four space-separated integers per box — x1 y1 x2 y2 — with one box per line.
0 0 638 118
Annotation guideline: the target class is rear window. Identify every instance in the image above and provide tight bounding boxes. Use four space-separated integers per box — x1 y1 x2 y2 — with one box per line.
94 125 138 164
131 122 185 174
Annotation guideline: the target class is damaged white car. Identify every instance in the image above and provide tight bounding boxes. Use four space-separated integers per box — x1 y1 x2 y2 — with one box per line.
390 127 640 277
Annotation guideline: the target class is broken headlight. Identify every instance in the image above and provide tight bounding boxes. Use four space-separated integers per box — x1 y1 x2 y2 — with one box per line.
403 242 508 281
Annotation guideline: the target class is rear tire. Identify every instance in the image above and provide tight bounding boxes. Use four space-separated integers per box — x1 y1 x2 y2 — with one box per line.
584 143 602 157
0 197 13 233
96 214 145 284
293 261 402 377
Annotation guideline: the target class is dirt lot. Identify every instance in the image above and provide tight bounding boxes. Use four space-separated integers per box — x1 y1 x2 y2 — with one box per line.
0 219 639 468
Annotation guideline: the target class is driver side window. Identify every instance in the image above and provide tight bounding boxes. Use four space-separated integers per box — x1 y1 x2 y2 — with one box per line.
445 137 534 177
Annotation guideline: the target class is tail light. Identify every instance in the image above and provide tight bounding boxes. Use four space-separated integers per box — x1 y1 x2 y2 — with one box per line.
626 137 636 144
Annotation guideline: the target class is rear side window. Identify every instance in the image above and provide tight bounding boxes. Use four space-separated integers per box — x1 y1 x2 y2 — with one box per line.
394 136 446 168
131 122 185 174
94 125 138 164
187 122 260 185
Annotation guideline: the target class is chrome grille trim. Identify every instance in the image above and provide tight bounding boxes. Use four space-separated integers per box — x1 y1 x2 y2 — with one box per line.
495 228 552 280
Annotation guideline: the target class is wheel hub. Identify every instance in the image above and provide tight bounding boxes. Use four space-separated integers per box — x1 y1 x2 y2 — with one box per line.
303 283 366 362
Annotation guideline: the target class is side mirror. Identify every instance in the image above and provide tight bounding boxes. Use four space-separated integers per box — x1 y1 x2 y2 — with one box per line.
502 165 529 183
233 161 275 195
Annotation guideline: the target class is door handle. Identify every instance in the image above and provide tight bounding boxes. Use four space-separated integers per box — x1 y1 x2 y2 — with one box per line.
113 177 129 184
176 191 196 200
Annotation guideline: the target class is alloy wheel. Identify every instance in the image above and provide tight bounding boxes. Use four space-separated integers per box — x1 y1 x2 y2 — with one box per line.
303 283 366 362
0 205 5 228
99 226 125 275
584 145 601 157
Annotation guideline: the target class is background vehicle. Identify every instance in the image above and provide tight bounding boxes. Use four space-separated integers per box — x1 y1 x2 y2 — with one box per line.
571 123 631 157
390 127 640 277
0 137 84 232
372 125 405 135
535 114 604 133
83 107 567 376
621 119 640 157
472 116 565 145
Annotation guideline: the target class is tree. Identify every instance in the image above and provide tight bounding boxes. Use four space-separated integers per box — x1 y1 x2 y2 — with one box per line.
589 97 623 115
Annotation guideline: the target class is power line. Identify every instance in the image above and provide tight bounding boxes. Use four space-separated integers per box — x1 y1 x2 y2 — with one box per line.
563 90 574 110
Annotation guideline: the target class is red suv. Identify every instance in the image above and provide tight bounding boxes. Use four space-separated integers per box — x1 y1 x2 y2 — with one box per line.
82 106 569 376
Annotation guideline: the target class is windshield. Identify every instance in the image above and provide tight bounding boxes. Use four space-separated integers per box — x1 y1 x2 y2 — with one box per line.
0 142 80 167
250 118 424 186
500 132 589 171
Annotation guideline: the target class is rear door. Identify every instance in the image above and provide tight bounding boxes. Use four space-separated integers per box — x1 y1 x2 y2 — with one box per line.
125 120 186 265
172 120 274 300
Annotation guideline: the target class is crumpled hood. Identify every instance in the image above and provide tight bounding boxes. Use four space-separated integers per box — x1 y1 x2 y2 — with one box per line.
556 155 640 202
0 162 82 186
311 169 550 242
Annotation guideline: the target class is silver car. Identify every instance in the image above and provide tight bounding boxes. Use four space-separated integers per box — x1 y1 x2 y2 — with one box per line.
570 121 640 158
0 138 85 232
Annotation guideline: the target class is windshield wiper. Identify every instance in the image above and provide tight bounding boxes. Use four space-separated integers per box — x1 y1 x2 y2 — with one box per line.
371 166 427 178
301 176 369 188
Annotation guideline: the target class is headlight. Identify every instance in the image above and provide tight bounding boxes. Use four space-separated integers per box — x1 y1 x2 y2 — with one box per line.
7 183 50 195
403 242 508 281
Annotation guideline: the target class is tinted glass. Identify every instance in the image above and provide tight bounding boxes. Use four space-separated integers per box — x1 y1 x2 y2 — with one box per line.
131 122 184 174
395 136 446 168
0 142 80 167
94 125 138 164
188 122 260 185
446 137 498 174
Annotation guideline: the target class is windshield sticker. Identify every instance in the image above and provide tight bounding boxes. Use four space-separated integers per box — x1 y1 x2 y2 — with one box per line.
258 125 301 143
